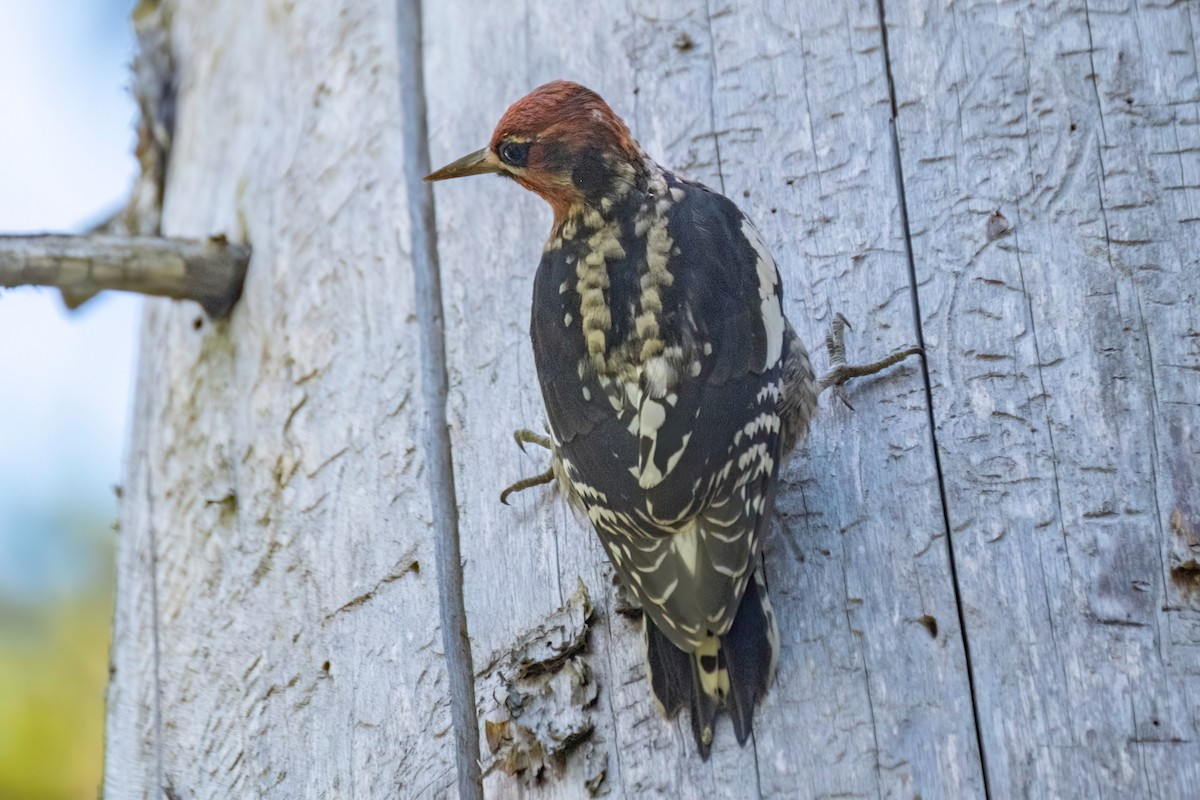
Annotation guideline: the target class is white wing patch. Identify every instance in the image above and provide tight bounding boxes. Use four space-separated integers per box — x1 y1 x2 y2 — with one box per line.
632 348 689 490
642 354 676 399
740 219 785 370
635 396 668 488
673 524 700 576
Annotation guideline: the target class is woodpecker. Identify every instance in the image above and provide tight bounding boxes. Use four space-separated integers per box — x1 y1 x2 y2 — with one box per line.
428 81 920 758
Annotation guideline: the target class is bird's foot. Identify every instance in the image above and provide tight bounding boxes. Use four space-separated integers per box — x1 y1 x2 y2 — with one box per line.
500 467 555 504
512 428 552 453
817 313 923 407
500 428 555 504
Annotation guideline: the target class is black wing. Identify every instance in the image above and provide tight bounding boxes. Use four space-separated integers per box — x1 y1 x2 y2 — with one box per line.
530 174 789 652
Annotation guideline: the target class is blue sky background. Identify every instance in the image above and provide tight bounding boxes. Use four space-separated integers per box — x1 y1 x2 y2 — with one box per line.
0 0 139 603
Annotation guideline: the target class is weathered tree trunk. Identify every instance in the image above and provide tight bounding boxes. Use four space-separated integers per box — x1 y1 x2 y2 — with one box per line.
105 0 1199 798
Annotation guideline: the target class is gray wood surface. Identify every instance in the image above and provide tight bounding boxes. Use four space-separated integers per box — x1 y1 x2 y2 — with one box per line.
103 0 1199 797
105 1 459 797
425 1 983 796
886 0 1200 795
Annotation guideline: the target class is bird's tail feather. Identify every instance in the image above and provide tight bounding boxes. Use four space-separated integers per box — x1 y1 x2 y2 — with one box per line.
643 566 779 759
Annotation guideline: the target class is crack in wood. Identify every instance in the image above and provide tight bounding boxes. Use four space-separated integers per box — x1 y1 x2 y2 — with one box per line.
874 0 992 796
324 554 422 621
395 0 483 796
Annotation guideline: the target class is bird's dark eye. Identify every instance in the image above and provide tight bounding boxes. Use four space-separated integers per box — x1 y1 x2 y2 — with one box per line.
499 140 530 167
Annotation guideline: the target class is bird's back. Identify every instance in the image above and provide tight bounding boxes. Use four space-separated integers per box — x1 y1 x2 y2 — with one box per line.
529 161 807 756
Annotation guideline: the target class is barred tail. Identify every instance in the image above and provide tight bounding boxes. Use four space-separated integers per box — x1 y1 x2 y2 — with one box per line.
643 567 779 759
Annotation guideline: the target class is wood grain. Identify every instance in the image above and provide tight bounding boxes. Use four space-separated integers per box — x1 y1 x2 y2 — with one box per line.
105 1 458 796
425 0 982 796
886 0 1200 795
104 0 1200 796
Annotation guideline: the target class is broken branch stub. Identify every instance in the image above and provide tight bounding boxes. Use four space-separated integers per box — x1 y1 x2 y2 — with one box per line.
0 234 250 318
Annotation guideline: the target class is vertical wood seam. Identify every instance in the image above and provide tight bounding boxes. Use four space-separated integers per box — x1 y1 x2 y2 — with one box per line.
873 0 993 796
396 0 483 796
147 466 165 797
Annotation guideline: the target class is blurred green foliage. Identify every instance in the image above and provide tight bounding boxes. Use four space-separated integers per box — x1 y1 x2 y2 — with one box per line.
0 522 114 800
0 0 135 796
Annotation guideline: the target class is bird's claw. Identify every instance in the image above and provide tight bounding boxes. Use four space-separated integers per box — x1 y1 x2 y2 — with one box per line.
512 428 552 454
501 428 556 503
499 466 556 505
817 312 923 395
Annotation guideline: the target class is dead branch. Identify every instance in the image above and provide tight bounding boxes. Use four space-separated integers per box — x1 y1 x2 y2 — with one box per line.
0 234 249 317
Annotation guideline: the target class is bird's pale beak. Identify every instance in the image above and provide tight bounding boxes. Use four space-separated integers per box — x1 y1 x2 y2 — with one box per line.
425 148 501 181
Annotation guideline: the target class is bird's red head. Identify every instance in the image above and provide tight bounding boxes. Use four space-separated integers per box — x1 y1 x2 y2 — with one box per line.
427 81 642 222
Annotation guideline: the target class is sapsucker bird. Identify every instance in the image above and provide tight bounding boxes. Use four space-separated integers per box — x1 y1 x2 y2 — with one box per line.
428 80 918 758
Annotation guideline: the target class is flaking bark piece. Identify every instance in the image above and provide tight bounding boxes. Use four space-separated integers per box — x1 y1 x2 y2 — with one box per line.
476 581 604 788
